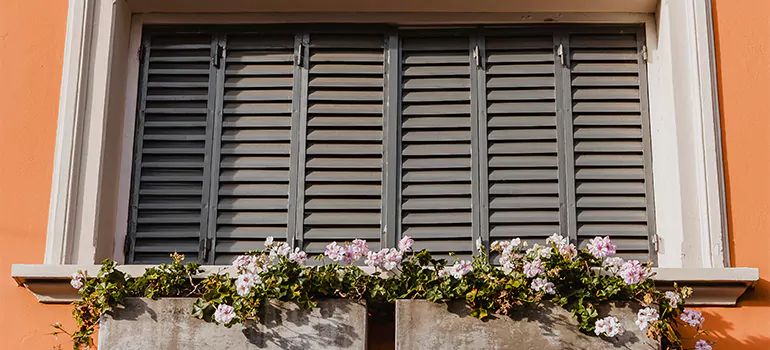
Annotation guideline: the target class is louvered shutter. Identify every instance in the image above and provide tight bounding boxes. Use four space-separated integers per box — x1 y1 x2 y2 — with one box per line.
127 32 217 264
481 31 563 250
566 28 655 262
399 33 474 260
299 33 387 255
210 33 297 264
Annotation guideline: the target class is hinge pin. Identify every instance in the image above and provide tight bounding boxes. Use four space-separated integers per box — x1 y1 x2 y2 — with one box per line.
557 44 565 66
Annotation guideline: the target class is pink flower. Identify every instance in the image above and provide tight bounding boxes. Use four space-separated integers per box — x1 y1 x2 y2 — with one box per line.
235 273 261 296
324 242 346 263
665 291 681 308
695 340 713 350
382 248 403 271
214 304 236 324
546 233 568 247
602 257 625 274
531 277 555 295
594 316 624 337
680 309 705 328
350 239 370 260
587 236 617 259
635 307 659 331
232 255 258 272
619 260 646 285
398 236 414 253
523 259 545 278
450 260 473 279
365 249 385 267
70 272 85 290
288 248 307 265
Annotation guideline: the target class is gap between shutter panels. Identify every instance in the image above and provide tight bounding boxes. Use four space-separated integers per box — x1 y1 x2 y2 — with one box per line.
129 31 216 264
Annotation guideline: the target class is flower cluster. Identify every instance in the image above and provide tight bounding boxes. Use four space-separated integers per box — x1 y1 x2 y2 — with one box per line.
325 239 370 265
695 339 713 350
594 316 624 337
665 290 682 308
680 309 705 328
449 260 473 279
634 307 659 331
530 277 555 295
523 259 545 278
619 260 647 285
587 236 617 258
364 236 414 271
70 271 86 290
214 304 236 324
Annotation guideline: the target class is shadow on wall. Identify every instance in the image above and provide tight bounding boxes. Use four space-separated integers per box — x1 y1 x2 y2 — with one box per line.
241 300 360 350
692 278 770 349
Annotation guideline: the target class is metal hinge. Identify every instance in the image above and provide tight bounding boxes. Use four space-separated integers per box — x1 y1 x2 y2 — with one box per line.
652 234 660 253
123 222 136 255
202 238 212 261
295 42 305 67
642 45 648 62
473 44 481 68
137 44 145 61
211 45 223 68
557 44 565 66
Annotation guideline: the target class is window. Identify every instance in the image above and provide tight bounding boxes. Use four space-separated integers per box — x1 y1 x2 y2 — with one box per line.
125 25 655 265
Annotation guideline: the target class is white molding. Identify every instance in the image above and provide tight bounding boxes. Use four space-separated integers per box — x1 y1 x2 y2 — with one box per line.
45 0 96 264
46 4 730 269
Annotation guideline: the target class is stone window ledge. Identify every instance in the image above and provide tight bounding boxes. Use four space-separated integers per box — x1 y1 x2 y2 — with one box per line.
11 264 758 306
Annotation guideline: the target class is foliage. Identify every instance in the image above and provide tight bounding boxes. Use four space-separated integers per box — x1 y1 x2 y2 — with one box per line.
56 236 711 350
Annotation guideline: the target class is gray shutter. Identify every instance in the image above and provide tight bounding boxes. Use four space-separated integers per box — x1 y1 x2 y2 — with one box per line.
299 33 387 255
127 32 217 264
399 33 474 260
481 31 563 250
566 28 655 262
210 33 297 264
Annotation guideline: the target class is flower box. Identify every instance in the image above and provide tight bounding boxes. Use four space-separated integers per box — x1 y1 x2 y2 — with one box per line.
99 298 367 350
395 299 659 350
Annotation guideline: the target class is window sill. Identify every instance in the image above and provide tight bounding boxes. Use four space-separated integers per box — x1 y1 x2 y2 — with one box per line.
11 264 759 306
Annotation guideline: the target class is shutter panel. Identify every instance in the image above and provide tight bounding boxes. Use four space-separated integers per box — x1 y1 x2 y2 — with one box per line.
400 33 474 260
300 34 387 254
128 32 217 264
482 32 562 250
567 29 655 262
212 33 297 264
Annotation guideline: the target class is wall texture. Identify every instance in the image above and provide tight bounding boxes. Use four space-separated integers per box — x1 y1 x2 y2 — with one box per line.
0 0 768 349
0 0 72 348
705 0 770 348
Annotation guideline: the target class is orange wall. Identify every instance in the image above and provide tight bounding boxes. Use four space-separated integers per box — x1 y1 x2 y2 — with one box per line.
0 0 768 349
0 0 72 348
706 0 770 348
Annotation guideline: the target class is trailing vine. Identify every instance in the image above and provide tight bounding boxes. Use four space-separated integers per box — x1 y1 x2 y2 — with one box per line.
54 235 713 350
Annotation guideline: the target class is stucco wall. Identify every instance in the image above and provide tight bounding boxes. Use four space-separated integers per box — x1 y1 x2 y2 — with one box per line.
0 0 768 349
705 0 770 348
0 0 72 348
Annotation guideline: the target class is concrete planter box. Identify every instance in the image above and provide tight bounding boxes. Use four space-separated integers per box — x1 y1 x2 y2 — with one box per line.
100 298 367 350
395 300 659 350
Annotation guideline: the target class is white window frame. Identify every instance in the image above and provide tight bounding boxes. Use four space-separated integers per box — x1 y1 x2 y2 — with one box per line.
43 0 728 269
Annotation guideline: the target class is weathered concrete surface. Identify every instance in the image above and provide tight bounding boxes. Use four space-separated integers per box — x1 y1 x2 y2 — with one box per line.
100 298 367 350
396 300 659 350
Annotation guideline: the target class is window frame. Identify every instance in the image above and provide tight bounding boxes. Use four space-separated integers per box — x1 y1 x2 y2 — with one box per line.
43 4 729 269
